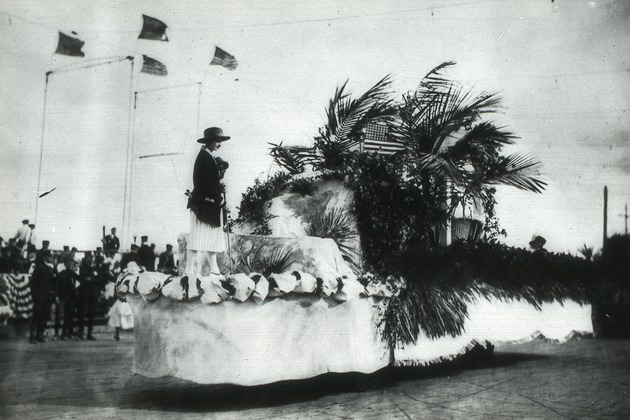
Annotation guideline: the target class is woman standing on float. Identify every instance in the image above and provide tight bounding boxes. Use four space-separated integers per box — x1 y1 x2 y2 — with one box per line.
186 127 230 275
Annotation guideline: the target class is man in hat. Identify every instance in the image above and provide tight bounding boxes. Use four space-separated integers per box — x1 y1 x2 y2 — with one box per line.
28 224 37 249
158 244 177 275
14 219 31 249
29 250 55 343
76 251 101 340
138 235 155 271
54 259 79 340
186 127 230 275
120 244 139 271
35 240 50 264
103 227 120 258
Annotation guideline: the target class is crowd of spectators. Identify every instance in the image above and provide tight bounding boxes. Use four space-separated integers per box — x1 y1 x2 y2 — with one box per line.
1 221 179 344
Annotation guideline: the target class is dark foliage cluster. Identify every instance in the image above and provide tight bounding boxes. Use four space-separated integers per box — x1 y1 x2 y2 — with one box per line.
592 234 630 338
343 153 448 267
377 241 596 346
234 172 292 235
289 177 319 197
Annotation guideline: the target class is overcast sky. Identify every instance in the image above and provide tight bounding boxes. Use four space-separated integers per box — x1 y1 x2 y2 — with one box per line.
0 0 628 254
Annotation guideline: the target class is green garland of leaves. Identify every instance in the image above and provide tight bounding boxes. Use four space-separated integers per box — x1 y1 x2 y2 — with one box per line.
377 241 596 346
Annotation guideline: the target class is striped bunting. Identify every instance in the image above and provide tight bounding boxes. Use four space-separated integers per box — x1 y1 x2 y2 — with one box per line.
1 273 33 319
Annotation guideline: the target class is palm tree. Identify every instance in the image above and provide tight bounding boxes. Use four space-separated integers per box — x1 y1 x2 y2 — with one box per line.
578 244 594 261
271 76 399 174
392 62 546 231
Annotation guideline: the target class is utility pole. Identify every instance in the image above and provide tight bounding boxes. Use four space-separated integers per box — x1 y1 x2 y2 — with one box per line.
620 203 628 236
603 186 608 248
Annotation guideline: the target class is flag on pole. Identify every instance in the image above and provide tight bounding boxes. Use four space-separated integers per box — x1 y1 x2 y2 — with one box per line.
141 55 167 76
55 32 85 57
139 15 169 41
210 46 238 70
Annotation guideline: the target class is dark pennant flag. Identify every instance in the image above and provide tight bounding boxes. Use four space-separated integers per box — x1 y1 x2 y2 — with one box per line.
138 15 169 41
55 32 85 57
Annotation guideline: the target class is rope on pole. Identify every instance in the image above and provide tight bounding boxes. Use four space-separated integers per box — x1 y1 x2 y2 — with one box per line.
121 57 136 251
34 72 51 224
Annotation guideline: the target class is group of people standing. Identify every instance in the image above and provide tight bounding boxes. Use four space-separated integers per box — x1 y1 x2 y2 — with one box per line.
0 220 47 274
29 247 112 343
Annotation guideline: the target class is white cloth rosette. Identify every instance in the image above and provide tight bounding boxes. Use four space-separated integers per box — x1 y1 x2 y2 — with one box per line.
161 276 188 301
292 270 317 294
226 273 256 302
115 264 142 295
187 275 203 300
267 272 297 297
249 273 269 304
199 274 231 304
316 274 339 297
332 276 366 302
136 271 170 302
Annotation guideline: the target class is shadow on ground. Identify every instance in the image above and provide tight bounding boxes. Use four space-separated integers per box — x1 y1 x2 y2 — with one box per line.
117 350 549 413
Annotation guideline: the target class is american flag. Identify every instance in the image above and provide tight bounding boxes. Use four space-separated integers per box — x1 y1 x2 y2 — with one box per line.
141 55 167 76
362 121 405 155
210 46 238 70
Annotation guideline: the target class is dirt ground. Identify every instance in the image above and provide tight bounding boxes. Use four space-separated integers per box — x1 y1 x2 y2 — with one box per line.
0 326 628 419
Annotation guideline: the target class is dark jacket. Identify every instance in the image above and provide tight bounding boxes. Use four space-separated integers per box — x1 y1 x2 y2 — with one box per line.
120 252 138 271
103 235 120 254
187 148 224 226
78 259 102 301
30 262 55 302
55 268 79 302
158 251 176 274
138 244 155 271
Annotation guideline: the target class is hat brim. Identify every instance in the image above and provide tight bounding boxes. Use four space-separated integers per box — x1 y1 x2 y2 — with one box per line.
197 136 231 144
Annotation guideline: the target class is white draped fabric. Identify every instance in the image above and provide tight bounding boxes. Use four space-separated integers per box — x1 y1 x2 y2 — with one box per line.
394 299 593 366
128 295 390 386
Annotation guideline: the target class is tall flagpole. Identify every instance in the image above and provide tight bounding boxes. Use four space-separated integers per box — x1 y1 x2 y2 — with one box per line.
34 72 52 224
35 55 131 240
125 81 202 251
126 91 140 252
122 56 136 252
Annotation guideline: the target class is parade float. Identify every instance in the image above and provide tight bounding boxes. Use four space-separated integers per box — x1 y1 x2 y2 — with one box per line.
116 63 599 386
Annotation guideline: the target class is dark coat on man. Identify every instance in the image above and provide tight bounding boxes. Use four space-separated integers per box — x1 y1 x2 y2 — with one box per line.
138 243 155 271
30 262 55 302
55 268 79 303
103 234 120 255
78 258 102 302
187 148 224 227
158 250 176 274
120 251 138 271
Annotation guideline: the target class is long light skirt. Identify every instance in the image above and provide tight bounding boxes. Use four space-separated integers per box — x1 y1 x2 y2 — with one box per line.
107 300 134 330
188 211 226 252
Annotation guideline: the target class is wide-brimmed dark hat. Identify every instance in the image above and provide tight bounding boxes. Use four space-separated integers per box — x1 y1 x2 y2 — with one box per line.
197 127 231 144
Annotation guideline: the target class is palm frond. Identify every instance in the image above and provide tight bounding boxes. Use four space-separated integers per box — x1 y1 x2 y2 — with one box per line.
229 237 295 277
306 207 357 260
480 153 547 193
322 75 396 147
269 142 318 174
